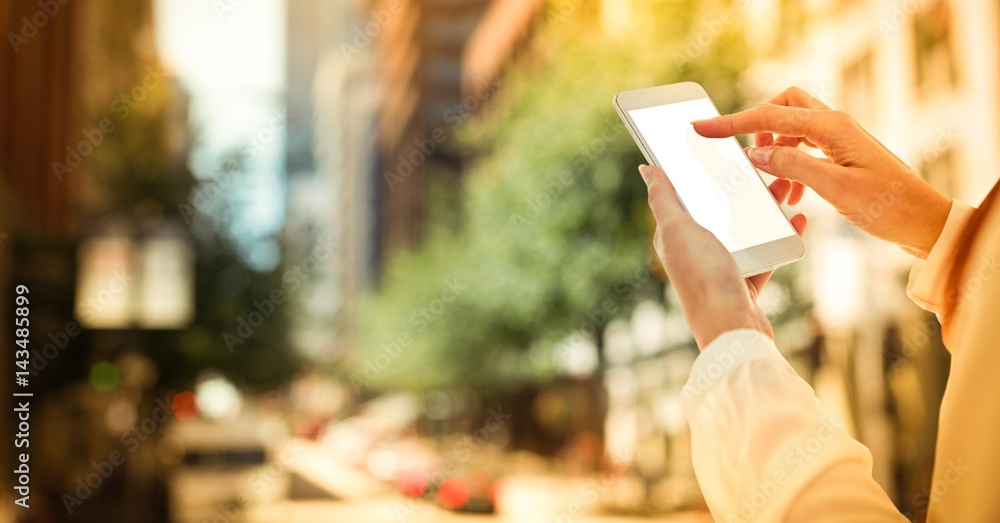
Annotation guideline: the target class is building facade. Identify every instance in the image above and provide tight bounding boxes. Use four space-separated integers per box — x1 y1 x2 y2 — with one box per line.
373 0 547 258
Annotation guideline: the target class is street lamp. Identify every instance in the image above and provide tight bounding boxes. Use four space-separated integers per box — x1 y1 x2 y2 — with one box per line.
75 220 194 329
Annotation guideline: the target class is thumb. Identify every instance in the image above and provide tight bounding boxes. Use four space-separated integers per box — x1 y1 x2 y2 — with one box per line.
747 145 845 195
639 165 692 229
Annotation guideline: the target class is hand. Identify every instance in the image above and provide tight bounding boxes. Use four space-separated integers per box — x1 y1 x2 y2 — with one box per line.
693 87 951 259
639 164 807 350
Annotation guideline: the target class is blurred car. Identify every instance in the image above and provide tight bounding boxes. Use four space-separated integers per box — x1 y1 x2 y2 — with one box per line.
397 466 499 513
435 470 498 513
320 393 421 470
161 417 276 523
396 450 505 514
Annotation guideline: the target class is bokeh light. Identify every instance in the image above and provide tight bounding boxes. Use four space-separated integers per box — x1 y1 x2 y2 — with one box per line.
88 361 120 392
438 478 470 509
170 390 200 421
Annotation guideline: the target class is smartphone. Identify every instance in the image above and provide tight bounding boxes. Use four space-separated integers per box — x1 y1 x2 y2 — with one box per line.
613 82 804 277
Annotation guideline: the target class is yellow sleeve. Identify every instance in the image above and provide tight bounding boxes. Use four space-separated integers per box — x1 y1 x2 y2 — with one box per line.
906 200 976 314
925 203 1000 522
683 330 907 522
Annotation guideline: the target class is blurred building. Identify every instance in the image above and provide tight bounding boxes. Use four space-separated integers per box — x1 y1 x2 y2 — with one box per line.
283 0 380 362
285 0 543 361
374 0 487 255
601 300 704 511
741 0 1000 513
373 0 542 257
1 1 184 520
0 3 81 514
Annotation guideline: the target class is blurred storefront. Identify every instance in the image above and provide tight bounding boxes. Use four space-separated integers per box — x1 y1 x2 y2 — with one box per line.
1 1 82 517
2 0 194 520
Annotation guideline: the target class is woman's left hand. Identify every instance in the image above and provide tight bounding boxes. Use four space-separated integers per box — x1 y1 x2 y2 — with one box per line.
639 164 807 350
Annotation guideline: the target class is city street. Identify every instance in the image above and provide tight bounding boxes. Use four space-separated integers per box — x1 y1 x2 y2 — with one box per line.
247 497 712 523
236 439 713 523
4 0 984 520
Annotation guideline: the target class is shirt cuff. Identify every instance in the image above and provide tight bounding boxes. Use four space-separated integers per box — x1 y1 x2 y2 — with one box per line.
906 200 975 314
681 328 782 416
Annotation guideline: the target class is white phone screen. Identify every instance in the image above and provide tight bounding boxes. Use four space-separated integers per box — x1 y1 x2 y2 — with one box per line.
629 98 796 252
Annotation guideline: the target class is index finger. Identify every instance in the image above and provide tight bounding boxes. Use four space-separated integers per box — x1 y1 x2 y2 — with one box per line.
767 86 831 111
693 104 844 148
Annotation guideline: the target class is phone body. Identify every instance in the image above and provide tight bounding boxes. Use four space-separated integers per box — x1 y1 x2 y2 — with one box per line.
613 82 804 277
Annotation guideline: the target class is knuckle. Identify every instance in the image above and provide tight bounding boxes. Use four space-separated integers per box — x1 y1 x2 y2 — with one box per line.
646 177 678 207
755 102 774 114
807 110 853 143
786 86 806 98
652 228 667 256
720 113 738 136
753 103 774 128
828 109 855 127
772 147 797 171
646 182 661 206
838 165 861 185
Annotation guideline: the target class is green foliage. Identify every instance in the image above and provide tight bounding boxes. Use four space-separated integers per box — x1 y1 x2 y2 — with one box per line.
88 72 298 392
355 0 753 392
155 221 299 392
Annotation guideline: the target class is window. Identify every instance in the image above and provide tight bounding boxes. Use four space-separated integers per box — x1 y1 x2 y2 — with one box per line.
913 0 959 96
842 49 876 126
779 0 807 44
920 146 956 198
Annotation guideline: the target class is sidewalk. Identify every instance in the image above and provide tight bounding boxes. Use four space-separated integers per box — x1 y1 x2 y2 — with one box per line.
247 498 712 523
248 439 713 523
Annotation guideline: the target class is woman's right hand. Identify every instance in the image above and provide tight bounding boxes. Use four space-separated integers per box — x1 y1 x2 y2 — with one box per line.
693 87 952 259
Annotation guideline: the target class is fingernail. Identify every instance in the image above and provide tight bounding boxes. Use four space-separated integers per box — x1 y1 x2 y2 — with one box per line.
748 146 774 166
690 119 705 126
638 164 650 182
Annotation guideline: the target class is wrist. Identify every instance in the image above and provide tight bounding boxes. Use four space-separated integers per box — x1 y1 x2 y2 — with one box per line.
691 307 772 351
908 194 953 259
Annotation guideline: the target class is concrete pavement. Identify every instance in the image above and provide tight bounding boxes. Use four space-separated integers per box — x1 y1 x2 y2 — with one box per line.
245 497 713 523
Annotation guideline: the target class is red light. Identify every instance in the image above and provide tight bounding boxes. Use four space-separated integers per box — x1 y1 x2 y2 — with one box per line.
171 391 200 421
438 478 470 509
397 469 428 497
488 479 500 503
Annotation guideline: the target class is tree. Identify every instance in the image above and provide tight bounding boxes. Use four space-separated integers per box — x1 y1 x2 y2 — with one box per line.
355 0 758 392
85 66 298 393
